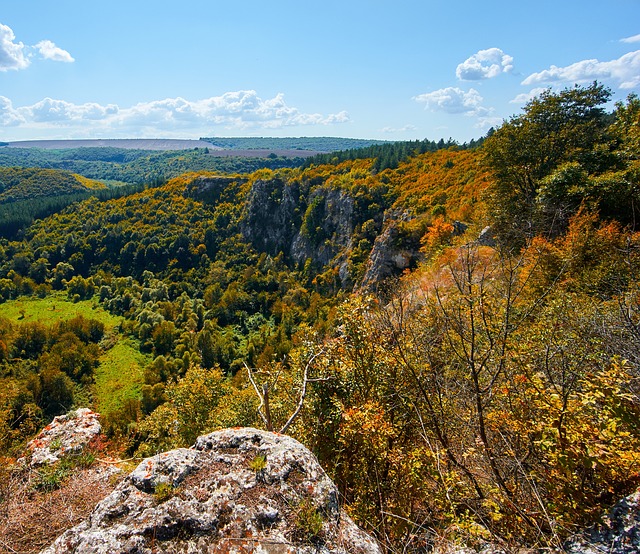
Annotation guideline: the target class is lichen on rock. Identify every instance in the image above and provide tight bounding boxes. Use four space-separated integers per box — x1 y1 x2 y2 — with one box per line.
41 427 382 553
20 408 101 467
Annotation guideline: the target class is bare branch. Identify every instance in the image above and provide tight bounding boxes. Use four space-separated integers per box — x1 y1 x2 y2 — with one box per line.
279 349 323 434
244 362 270 430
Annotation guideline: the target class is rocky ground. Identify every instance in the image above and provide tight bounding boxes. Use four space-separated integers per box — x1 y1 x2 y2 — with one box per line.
2 410 639 553
41 427 381 554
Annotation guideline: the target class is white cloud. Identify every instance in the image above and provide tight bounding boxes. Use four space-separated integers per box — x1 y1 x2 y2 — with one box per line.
0 24 29 71
1 91 350 138
522 50 640 89
381 124 417 133
35 40 74 63
621 34 640 44
0 96 25 126
0 23 75 70
413 87 487 115
456 48 514 80
117 91 348 129
475 116 503 132
27 98 118 122
509 87 548 104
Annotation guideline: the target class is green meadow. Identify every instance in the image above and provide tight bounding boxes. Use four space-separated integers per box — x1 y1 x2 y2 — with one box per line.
0 293 121 329
0 293 148 415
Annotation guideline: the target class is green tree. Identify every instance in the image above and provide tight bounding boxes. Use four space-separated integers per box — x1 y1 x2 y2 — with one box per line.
484 83 614 243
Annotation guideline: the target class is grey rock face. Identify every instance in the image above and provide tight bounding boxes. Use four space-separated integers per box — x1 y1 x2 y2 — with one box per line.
41 427 381 554
565 488 640 554
20 408 101 467
360 211 421 290
184 175 247 205
242 177 357 287
476 226 496 247
241 177 303 257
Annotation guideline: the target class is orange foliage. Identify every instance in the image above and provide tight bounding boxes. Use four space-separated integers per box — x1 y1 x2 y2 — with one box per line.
420 216 454 253
390 149 493 221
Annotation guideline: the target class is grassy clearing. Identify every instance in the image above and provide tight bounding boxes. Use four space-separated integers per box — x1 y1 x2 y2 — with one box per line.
0 293 121 330
0 293 148 415
94 337 149 416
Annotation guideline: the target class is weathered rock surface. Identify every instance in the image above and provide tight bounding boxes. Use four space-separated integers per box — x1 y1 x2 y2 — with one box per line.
20 408 101 467
360 210 421 290
41 427 381 554
565 487 640 553
184 175 248 205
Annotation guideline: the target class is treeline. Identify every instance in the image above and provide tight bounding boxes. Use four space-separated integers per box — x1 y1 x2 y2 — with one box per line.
0 180 161 239
0 167 104 203
304 136 485 171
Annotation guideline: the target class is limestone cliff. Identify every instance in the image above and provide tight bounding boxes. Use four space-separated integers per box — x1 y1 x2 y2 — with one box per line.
240 175 425 289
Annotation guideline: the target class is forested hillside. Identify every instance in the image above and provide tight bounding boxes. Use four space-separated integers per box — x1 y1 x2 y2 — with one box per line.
0 146 306 187
0 168 107 238
0 167 105 202
1 84 639 552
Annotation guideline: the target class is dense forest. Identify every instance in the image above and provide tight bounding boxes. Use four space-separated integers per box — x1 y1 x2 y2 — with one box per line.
1 83 639 552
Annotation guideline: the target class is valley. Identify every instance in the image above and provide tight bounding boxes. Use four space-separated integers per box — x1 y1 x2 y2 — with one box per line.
0 85 639 552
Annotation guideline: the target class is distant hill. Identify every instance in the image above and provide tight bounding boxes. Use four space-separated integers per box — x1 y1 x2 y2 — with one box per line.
199 136 390 152
0 167 107 237
0 146 308 187
2 137 392 154
5 139 217 151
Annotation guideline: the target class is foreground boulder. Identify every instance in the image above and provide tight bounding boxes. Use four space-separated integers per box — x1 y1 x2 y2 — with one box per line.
20 408 101 467
41 427 381 553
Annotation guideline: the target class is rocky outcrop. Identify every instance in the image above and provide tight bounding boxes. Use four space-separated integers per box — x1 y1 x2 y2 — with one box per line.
565 487 640 553
360 211 421 290
20 408 101 467
241 177 303 256
241 177 357 287
183 175 247 205
290 187 355 270
42 427 381 554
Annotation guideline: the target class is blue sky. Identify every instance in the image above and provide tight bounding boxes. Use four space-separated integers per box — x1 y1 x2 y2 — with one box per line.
1 0 639 142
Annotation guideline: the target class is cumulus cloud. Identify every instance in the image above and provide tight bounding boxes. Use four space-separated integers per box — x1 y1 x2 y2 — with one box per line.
456 48 514 80
0 23 74 70
35 40 74 63
0 91 350 137
522 50 640 89
117 91 349 129
413 87 487 115
510 87 548 104
621 34 640 44
0 96 26 126
27 98 118 122
0 24 29 71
